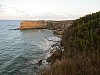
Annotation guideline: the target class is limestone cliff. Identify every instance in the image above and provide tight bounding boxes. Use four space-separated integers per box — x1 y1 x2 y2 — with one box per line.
19 20 47 29
19 20 74 35
47 20 74 35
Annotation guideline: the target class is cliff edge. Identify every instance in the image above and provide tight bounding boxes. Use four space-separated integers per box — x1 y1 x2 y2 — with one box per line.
41 11 100 75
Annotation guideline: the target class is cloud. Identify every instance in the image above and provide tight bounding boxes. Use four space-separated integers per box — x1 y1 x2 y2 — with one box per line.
0 4 31 19
0 4 80 20
0 4 5 12
28 13 80 20
0 8 3 12
0 4 3 7
9 7 30 16
64 14 81 20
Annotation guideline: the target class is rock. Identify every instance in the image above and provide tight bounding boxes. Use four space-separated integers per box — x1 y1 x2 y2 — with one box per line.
19 20 73 30
34 66 38 69
13 28 19 30
19 20 47 30
9 28 19 30
37 60 43 65
46 49 62 64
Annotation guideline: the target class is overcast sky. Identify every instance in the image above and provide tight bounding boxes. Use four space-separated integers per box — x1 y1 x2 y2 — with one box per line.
0 0 100 20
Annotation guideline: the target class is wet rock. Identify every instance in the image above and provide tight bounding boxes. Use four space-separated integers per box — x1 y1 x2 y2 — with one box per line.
37 60 43 65
9 28 19 30
34 66 38 69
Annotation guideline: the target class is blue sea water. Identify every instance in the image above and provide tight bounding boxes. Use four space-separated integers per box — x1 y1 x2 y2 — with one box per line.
0 20 60 75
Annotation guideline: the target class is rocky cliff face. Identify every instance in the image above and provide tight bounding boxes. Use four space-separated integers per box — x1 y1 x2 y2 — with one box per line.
47 20 74 35
19 20 74 35
47 20 73 30
19 20 47 29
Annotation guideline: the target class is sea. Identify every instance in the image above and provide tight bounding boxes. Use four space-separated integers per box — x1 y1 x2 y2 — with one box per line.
0 20 60 75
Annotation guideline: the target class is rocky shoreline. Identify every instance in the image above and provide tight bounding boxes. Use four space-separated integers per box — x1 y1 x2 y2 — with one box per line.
40 11 100 75
36 39 62 74
19 11 100 75
18 20 73 74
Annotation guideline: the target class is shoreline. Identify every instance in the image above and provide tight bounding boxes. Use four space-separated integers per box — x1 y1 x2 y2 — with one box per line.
18 20 64 74
40 11 100 75
36 33 62 74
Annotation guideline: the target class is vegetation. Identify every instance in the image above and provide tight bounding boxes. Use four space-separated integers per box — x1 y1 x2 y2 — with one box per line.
62 11 100 55
40 11 100 75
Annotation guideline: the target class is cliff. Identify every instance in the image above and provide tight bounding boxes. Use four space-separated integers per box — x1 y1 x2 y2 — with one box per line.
47 20 73 35
41 11 100 75
20 20 74 35
19 20 47 29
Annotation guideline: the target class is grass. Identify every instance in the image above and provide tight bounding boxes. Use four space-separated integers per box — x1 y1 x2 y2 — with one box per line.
39 11 100 75
40 51 100 75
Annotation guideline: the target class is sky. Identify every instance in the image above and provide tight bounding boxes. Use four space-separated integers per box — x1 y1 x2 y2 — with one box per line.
0 0 100 20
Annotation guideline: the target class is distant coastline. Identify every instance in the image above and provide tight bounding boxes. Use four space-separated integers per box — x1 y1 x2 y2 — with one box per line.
19 20 74 35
